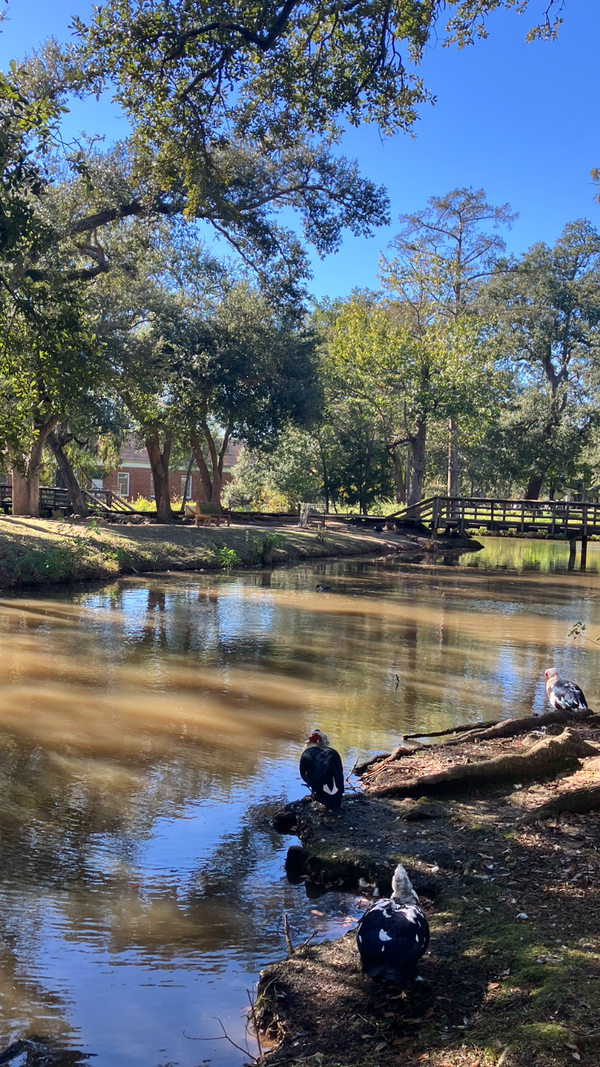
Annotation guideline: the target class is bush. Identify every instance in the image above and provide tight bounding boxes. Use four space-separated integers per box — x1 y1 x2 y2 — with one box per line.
131 495 157 512
217 546 240 572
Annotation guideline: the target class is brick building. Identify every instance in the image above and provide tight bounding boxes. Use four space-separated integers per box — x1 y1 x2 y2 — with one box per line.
91 438 240 502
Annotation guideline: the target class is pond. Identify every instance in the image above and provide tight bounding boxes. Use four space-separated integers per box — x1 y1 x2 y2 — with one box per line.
0 536 598 1066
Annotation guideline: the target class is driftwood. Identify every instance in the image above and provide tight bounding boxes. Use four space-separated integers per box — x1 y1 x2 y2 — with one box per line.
403 718 500 740
366 728 597 798
440 708 599 747
355 744 419 777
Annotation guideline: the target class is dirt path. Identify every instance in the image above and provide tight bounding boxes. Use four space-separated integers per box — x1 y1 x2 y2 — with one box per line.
0 516 475 590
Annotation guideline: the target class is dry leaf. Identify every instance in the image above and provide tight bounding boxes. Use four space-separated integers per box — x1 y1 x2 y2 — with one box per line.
425 1007 434 1018
488 982 500 990
402 1017 422 1024
374 1042 387 1052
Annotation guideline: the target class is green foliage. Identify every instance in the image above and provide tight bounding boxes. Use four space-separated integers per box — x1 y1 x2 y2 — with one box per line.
260 532 286 552
173 282 322 451
73 0 561 145
484 219 600 496
217 546 240 572
130 496 157 512
223 432 323 511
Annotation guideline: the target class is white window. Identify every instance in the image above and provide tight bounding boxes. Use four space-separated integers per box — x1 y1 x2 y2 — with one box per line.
117 472 130 498
149 474 154 498
181 474 191 499
91 478 104 490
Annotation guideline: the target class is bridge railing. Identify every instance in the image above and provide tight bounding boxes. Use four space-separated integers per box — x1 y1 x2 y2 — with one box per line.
0 485 137 516
389 496 600 534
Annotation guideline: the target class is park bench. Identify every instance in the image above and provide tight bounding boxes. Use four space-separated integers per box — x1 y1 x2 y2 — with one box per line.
185 501 231 527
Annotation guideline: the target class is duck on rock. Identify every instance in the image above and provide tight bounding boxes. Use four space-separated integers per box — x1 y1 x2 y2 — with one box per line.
356 863 430 985
299 730 344 810
545 667 588 713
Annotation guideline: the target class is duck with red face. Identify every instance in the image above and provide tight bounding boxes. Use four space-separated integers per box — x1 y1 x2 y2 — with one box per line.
545 668 588 713
299 730 344 810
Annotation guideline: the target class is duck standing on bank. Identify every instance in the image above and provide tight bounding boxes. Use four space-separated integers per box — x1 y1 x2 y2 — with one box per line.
299 730 344 810
545 667 588 712
356 863 430 984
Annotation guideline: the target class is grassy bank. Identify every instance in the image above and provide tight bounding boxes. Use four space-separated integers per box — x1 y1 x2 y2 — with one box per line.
0 516 433 589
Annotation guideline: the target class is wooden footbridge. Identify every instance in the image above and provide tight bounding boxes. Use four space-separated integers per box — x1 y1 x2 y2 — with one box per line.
391 496 600 544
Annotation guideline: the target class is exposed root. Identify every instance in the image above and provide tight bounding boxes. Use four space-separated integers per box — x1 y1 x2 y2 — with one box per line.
367 728 597 798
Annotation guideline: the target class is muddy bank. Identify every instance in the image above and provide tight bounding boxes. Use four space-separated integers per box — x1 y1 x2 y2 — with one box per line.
0 516 479 590
259 716 600 1067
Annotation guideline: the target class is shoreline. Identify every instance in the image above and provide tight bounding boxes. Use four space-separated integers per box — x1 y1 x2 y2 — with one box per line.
257 716 600 1067
0 516 479 591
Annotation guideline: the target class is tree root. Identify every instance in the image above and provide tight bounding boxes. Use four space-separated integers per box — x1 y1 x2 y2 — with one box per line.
355 744 421 777
440 708 600 747
515 781 600 824
366 728 597 798
404 718 500 740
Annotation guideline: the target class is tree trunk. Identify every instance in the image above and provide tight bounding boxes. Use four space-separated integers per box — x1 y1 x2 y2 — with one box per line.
190 423 229 505
361 430 372 515
11 418 59 517
525 473 544 500
408 419 426 505
47 433 88 516
180 453 195 513
317 437 331 512
202 421 230 504
212 427 231 505
189 434 213 501
391 449 407 505
447 416 459 497
11 468 40 517
145 431 174 523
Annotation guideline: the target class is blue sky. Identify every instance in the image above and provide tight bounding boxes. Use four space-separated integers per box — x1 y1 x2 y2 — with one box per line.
1 0 599 300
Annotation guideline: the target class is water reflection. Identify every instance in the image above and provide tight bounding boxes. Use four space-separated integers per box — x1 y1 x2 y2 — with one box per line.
0 541 599 1064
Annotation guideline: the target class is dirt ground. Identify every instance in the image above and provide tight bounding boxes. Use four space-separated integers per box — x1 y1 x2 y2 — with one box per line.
258 718 600 1067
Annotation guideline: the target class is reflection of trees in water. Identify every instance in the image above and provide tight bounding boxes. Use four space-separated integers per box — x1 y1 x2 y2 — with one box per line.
0 734 266 889
0 771 295 967
0 905 82 1051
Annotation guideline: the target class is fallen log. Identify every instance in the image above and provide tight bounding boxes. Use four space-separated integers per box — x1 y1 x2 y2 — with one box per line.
440 708 599 747
366 728 597 798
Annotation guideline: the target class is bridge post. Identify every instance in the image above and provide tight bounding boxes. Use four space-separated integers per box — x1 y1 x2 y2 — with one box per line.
432 497 440 533
568 536 577 571
581 535 588 571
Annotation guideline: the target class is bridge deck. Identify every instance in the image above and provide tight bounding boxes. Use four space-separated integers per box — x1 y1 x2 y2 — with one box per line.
390 496 600 537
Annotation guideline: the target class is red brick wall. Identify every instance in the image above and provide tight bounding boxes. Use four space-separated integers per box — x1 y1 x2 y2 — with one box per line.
99 469 232 502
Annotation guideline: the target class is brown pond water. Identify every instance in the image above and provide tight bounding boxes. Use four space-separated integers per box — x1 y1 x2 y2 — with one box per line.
0 537 599 1066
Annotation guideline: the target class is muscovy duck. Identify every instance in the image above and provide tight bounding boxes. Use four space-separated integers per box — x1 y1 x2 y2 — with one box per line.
356 863 430 984
299 730 344 810
545 668 588 712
